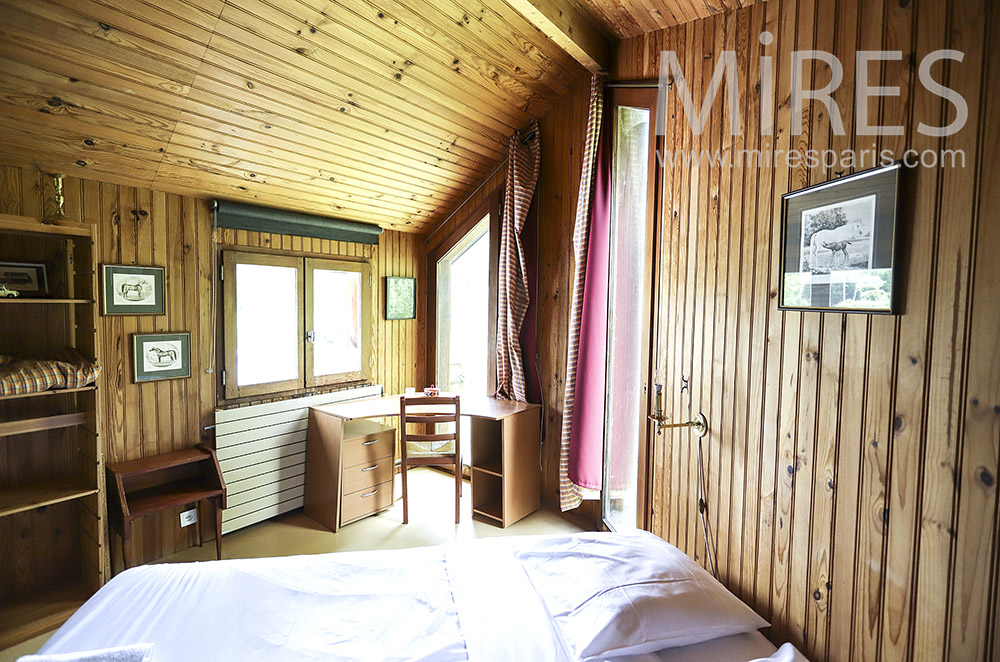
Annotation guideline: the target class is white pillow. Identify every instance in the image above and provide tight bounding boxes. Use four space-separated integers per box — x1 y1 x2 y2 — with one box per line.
750 642 811 662
513 530 768 660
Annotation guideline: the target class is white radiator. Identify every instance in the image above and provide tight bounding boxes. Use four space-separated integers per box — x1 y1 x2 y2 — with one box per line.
215 385 383 534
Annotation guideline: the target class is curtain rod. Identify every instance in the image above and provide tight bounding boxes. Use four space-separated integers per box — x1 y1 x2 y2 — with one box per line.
606 79 661 88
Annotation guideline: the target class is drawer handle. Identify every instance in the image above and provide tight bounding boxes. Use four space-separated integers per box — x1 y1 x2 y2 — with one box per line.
362 440 379 446
361 489 378 498
361 464 378 472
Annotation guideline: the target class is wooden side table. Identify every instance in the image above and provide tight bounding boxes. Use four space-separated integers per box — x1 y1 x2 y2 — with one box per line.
106 445 227 573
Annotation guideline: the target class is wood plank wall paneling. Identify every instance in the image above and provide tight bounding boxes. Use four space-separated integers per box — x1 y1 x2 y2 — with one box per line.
612 0 1000 660
534 77 601 526
0 163 424 568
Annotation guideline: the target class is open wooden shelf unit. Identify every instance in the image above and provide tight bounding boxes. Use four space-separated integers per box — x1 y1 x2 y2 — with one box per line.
0 213 106 648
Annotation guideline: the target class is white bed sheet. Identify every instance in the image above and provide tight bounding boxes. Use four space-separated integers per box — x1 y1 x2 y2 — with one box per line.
39 541 566 662
37 535 779 662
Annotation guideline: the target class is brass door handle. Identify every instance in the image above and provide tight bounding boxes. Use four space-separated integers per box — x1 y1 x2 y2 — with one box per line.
648 411 709 437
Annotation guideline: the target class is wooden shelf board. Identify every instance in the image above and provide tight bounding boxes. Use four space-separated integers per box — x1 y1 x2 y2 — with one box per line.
472 498 503 522
0 479 98 518
0 412 88 438
0 386 97 402
0 298 95 304
471 462 502 478
0 578 92 650
0 213 93 238
126 479 223 519
108 446 211 476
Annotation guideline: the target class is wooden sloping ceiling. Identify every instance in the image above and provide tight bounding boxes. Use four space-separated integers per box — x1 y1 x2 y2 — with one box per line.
576 0 765 39
0 0 589 232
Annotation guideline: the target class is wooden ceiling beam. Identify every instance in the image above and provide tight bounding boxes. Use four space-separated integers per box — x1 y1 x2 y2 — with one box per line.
505 0 613 73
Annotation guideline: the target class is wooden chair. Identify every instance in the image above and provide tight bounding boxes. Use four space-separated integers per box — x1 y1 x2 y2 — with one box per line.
399 395 461 524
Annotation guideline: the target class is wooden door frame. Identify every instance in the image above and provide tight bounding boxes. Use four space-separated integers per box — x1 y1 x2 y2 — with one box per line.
602 87 662 532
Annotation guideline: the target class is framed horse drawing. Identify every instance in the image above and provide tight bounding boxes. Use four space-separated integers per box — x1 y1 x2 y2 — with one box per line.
102 264 166 315
778 163 903 314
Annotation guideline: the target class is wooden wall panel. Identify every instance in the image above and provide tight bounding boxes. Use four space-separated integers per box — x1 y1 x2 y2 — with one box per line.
534 77 601 526
0 162 424 567
611 0 1000 660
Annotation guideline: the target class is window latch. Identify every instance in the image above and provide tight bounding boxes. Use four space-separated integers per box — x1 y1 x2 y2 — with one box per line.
306 330 316 343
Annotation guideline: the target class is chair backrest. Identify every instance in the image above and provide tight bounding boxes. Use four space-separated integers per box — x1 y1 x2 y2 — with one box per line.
399 395 460 461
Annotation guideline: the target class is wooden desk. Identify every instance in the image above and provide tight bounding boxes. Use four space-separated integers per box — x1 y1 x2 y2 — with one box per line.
304 395 541 530
106 445 226 572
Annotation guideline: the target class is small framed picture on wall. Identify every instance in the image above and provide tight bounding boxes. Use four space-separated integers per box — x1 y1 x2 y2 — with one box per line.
102 264 165 315
0 261 48 297
385 276 416 320
133 332 191 382
779 162 903 314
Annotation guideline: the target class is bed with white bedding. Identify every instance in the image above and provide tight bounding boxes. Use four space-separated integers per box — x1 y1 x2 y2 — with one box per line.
27 531 805 662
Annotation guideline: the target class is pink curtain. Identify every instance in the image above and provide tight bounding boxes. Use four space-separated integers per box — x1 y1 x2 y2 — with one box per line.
558 75 608 510
495 121 540 402
568 121 611 490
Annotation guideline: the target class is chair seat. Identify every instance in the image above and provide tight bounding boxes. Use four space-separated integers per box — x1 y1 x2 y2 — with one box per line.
405 440 456 457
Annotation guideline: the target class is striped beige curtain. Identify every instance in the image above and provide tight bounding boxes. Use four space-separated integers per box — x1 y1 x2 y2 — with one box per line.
558 74 607 511
495 121 540 402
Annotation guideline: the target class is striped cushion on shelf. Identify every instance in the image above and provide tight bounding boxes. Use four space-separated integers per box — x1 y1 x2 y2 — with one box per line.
0 348 102 395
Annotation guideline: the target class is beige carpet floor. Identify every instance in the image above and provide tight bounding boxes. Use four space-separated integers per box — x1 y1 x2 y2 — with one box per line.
1 468 586 661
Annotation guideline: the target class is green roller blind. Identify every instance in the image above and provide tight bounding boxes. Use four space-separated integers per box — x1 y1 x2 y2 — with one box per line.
213 200 383 245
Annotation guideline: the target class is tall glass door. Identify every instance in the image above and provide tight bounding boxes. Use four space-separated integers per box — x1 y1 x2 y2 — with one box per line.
603 89 659 532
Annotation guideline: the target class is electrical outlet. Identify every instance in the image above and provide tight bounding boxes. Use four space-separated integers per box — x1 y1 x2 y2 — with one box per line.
179 508 197 527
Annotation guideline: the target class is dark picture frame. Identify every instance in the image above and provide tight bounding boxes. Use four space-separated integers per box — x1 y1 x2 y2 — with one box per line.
133 332 191 382
385 276 416 320
779 163 902 314
0 261 48 297
102 264 165 315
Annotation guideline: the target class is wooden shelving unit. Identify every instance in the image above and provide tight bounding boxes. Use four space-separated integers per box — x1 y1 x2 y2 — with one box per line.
0 578 92 650
0 479 99 518
467 406 541 528
0 412 89 437
0 213 106 647
0 385 97 402
0 298 95 305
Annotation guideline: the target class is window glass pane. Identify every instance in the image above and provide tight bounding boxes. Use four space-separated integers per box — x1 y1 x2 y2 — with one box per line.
437 219 490 394
603 105 650 532
436 217 490 465
312 269 363 376
235 263 299 386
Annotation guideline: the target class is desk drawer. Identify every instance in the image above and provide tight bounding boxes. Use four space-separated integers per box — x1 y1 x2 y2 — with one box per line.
342 430 394 468
341 480 393 524
341 456 393 494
